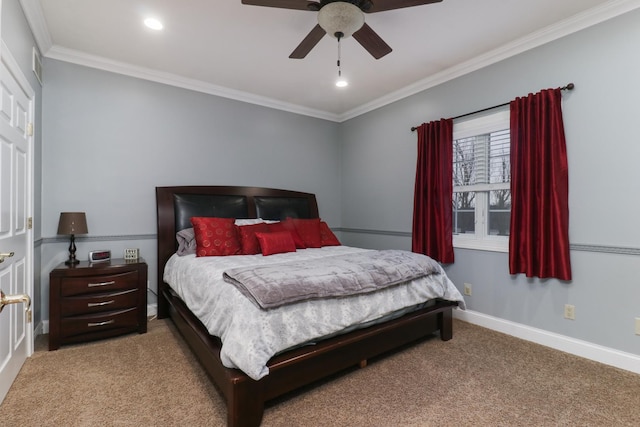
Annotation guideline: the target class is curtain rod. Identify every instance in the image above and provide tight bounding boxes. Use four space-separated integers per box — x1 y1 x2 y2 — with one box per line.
410 83 575 132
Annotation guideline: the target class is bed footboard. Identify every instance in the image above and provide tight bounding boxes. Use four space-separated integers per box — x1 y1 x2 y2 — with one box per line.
162 280 455 427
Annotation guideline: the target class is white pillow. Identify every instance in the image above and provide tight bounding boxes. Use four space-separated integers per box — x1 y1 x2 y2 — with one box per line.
234 218 265 226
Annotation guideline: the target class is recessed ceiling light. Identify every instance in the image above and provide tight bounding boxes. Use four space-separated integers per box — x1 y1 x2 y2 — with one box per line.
336 79 348 88
144 18 163 30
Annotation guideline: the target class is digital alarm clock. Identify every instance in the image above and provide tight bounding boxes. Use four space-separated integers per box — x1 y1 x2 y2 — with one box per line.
89 250 111 263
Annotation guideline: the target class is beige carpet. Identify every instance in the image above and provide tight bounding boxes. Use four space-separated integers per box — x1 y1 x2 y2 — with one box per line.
2 318 639 426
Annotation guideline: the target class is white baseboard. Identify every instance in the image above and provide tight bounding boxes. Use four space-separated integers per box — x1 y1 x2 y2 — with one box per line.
34 305 639 374
147 303 157 318
33 320 44 336
454 309 640 375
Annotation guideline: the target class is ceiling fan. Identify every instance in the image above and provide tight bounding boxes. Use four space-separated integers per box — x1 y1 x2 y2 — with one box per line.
241 0 443 59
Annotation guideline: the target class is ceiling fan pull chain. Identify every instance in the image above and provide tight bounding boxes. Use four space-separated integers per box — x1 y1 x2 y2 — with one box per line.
337 32 343 78
335 31 348 87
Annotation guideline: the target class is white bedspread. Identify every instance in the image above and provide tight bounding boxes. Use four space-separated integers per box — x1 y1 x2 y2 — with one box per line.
163 246 465 380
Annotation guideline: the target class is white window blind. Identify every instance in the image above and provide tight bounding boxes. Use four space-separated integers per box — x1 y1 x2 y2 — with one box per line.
452 110 511 252
489 129 510 185
454 129 510 189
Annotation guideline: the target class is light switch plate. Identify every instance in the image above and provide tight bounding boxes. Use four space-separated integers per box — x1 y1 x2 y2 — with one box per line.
124 248 139 260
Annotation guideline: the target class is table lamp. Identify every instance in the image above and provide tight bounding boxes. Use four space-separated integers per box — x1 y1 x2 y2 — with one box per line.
57 212 88 265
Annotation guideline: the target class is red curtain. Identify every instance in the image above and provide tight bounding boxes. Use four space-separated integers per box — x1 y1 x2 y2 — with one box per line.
412 119 454 264
509 88 571 280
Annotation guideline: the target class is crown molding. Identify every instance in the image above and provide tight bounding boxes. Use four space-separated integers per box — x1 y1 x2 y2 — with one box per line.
44 45 341 122
338 0 640 121
20 0 640 122
19 0 52 55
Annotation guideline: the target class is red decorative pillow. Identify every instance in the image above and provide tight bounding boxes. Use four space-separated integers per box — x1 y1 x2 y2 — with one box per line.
190 217 241 257
267 222 306 249
288 218 322 248
255 231 296 256
237 223 269 255
319 221 341 246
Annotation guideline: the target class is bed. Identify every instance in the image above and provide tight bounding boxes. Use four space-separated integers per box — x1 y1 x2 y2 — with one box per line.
156 185 463 426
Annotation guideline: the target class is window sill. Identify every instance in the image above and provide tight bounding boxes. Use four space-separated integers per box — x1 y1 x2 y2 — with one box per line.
453 236 508 253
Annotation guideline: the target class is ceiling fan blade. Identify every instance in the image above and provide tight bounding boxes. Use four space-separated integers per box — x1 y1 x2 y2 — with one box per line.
289 24 326 59
352 23 392 59
241 0 317 11
364 0 443 13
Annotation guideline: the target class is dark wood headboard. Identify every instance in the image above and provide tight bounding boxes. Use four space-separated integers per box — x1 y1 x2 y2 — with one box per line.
155 186 319 317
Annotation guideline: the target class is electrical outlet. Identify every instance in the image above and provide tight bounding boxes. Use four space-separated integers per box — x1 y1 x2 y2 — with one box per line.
463 283 472 296
564 304 575 320
635 318 640 336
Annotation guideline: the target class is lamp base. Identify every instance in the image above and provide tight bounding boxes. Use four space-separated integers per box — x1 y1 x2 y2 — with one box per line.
66 234 79 266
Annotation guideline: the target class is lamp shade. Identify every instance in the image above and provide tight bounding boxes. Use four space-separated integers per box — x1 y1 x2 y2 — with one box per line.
57 212 88 235
318 2 364 39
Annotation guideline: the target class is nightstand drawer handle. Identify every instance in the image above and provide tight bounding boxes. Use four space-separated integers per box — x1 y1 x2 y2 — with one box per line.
87 280 115 288
87 320 115 328
87 300 115 308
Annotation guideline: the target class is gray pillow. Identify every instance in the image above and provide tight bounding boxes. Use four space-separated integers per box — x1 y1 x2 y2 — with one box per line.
176 228 196 256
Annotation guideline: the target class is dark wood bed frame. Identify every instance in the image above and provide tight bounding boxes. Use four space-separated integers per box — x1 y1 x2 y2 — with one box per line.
156 185 458 427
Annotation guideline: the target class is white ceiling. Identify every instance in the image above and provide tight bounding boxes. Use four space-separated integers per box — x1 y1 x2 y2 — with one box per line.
20 0 638 121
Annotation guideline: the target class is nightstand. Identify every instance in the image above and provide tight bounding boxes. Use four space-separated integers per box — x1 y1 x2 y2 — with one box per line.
49 258 147 350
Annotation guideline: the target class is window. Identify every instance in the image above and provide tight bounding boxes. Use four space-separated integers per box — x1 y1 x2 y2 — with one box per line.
452 109 510 252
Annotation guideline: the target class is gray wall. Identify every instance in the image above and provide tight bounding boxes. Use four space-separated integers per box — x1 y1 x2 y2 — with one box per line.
2 0 43 324
339 10 640 357
9 0 640 360
40 60 342 321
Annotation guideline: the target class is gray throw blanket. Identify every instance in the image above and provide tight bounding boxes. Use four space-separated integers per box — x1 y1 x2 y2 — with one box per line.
223 250 441 309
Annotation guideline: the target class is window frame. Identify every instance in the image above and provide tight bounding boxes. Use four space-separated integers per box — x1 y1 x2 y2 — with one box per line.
452 109 510 253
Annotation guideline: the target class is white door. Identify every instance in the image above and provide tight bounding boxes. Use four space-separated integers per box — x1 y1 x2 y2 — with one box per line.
0 41 34 403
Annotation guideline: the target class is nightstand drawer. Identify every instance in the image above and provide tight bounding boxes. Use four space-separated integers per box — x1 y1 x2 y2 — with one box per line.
59 307 138 339
60 270 139 297
60 289 138 316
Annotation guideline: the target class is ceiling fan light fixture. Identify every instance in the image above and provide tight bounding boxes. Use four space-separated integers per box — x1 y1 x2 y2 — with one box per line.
318 2 364 39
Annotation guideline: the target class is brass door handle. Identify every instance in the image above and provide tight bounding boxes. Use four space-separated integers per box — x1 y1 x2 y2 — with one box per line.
0 252 14 263
0 289 31 315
